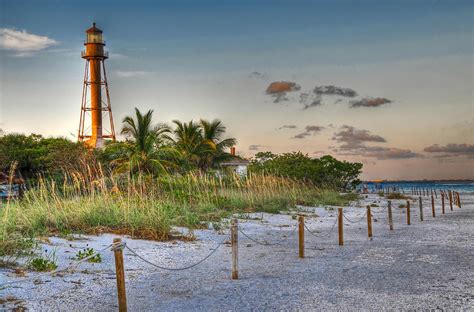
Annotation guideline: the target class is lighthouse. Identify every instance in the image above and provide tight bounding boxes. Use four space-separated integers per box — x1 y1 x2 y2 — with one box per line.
78 23 116 148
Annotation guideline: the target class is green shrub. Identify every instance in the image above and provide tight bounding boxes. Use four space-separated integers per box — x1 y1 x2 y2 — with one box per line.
28 257 57 272
74 247 102 263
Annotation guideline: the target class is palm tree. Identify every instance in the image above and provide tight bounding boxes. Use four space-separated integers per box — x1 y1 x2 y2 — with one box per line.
108 108 178 175
164 120 207 169
199 119 237 170
166 119 237 171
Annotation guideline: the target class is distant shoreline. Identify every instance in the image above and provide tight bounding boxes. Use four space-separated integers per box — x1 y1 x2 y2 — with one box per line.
363 180 474 183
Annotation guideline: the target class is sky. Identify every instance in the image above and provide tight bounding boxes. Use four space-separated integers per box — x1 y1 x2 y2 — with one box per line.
0 0 473 180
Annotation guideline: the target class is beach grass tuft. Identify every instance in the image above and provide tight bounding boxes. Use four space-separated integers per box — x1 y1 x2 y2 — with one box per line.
0 171 357 256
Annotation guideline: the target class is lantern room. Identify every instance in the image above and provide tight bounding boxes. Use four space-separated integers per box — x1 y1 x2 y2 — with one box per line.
86 22 104 44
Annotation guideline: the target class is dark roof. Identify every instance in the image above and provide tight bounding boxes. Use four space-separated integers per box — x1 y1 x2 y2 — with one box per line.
86 22 103 34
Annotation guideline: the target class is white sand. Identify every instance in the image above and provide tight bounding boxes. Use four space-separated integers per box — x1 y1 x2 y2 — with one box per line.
1 193 473 311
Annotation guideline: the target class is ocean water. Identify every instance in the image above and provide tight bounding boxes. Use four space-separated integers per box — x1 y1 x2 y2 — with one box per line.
362 181 474 194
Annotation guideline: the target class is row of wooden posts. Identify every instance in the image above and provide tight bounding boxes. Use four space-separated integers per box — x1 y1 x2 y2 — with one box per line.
411 188 461 204
111 192 462 312
295 193 461 259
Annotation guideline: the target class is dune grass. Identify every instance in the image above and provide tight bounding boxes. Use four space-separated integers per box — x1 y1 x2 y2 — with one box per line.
0 171 358 256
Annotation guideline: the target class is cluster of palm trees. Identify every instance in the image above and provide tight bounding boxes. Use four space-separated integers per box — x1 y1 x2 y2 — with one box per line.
104 108 237 175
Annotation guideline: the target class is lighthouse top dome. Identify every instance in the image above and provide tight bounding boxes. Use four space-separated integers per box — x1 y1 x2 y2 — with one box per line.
86 22 103 34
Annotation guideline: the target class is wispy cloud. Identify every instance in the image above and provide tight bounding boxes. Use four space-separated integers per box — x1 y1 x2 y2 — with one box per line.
249 71 267 79
300 85 356 110
293 125 324 139
333 125 386 149
313 85 358 97
331 125 419 159
0 28 58 56
278 125 297 130
350 97 392 108
249 144 264 151
424 143 474 158
302 95 322 110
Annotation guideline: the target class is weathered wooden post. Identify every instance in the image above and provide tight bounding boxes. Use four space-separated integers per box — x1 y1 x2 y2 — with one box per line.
231 218 239 279
457 192 462 208
406 200 411 225
449 191 453 211
388 200 393 230
366 206 372 238
113 238 127 312
298 215 304 258
441 193 445 214
338 208 344 246
419 196 423 221
431 195 436 218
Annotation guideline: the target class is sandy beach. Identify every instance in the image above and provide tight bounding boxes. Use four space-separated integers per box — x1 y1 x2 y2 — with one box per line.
1 193 473 311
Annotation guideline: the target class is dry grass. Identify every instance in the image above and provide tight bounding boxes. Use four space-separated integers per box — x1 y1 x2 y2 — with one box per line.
1 169 357 255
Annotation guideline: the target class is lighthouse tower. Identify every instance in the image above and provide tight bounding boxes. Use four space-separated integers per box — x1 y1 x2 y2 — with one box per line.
78 23 116 148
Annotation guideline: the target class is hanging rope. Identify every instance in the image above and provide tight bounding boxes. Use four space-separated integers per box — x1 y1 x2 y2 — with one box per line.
124 238 226 271
303 214 339 238
343 210 368 224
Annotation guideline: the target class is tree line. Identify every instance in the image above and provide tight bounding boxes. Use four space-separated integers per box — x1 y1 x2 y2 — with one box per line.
0 108 362 190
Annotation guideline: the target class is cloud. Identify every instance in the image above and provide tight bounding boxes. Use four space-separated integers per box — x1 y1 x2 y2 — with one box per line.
266 81 301 104
278 125 297 130
332 125 419 159
350 97 392 108
115 70 151 78
0 28 57 55
249 144 264 151
302 95 323 110
333 125 386 148
293 125 324 139
266 81 301 94
424 143 474 158
272 93 289 103
362 147 421 159
249 71 267 79
300 85 356 110
337 145 421 160
313 85 358 97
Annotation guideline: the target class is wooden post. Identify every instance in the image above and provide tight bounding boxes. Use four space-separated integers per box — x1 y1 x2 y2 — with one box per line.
457 192 462 208
338 208 343 246
431 195 436 218
231 218 238 279
406 200 411 225
113 238 127 312
441 194 445 214
298 215 304 258
388 200 393 230
449 191 453 211
366 206 372 238
419 196 423 221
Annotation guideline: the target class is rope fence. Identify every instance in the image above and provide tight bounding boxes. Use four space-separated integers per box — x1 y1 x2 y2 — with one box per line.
0 189 465 311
